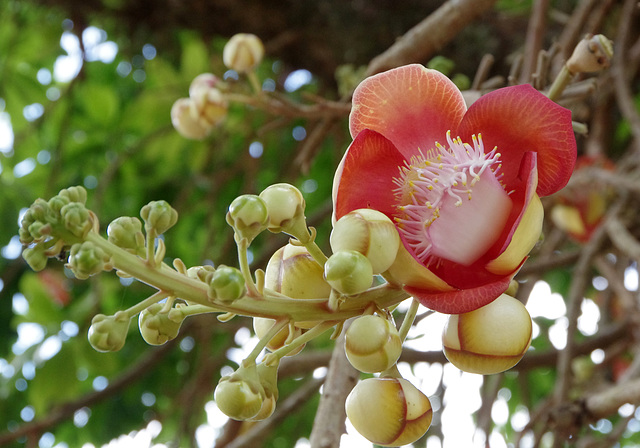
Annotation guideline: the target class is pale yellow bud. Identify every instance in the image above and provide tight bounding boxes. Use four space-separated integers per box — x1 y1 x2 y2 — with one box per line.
265 244 330 300
345 314 402 373
190 87 228 128
253 317 304 355
330 209 400 274
259 183 307 238
171 97 211 140
189 73 221 98
442 293 532 374
324 250 373 295
223 33 265 73
214 378 263 421
346 377 432 446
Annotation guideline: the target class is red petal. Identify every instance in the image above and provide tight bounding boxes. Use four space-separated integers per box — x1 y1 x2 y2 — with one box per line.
333 129 406 220
350 64 466 159
406 276 512 314
456 84 576 197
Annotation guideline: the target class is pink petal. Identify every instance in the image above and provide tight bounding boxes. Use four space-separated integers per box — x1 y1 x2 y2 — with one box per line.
406 276 512 314
456 84 576 197
350 64 467 159
333 129 406 220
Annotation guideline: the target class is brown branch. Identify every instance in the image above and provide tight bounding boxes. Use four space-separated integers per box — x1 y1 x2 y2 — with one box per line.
520 0 550 83
309 327 359 448
365 0 499 76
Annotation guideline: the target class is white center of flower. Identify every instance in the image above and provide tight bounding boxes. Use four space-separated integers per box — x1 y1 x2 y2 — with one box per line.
393 131 512 267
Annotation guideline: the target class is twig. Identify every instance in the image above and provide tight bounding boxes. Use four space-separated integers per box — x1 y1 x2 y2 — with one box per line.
365 0 499 76
520 0 550 83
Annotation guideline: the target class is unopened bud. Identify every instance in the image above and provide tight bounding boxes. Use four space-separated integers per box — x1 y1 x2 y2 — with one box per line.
60 202 92 239
567 34 613 74
190 86 228 128
189 73 221 98
107 217 145 254
345 314 402 373
208 265 246 303
223 33 264 73
171 97 211 140
139 303 184 345
88 312 131 352
67 241 109 279
59 186 87 204
265 244 331 300
226 194 269 243
330 209 400 274
140 200 178 235
259 183 308 240
324 250 373 295
22 244 48 272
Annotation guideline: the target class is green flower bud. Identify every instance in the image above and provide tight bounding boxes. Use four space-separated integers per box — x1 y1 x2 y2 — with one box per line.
259 183 307 239
324 250 373 295
48 195 71 215
442 293 532 375
107 217 145 254
171 97 212 140
67 241 109 279
226 194 269 243
209 265 246 303
248 363 279 421
88 312 131 352
140 200 178 235
345 315 402 373
346 377 432 447
215 378 263 421
330 209 400 274
60 202 92 239
138 303 184 345
223 33 265 73
22 244 48 272
59 186 87 204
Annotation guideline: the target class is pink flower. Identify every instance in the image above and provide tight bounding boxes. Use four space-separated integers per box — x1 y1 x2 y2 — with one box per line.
333 64 576 314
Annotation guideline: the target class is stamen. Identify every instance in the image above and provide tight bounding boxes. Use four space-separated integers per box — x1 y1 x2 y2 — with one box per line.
393 131 504 265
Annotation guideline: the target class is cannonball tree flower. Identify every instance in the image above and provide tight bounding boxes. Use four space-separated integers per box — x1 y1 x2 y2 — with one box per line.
333 64 577 314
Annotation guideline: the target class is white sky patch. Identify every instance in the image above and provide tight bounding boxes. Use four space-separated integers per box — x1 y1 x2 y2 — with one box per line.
284 69 313 92
0 111 14 154
625 264 638 290
12 323 46 355
527 281 566 319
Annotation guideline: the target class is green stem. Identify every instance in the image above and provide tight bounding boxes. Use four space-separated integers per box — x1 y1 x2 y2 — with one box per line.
236 236 260 297
86 231 410 322
247 71 262 95
266 321 337 364
547 65 572 102
304 238 329 267
397 298 420 343
123 290 168 318
145 227 157 267
243 318 289 366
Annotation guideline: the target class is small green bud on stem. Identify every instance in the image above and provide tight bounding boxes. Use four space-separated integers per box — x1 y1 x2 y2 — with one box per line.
140 201 178 235
226 194 269 243
88 312 131 352
208 265 246 303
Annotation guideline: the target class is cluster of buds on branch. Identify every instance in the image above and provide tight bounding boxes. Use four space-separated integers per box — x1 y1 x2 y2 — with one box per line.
18 31 613 446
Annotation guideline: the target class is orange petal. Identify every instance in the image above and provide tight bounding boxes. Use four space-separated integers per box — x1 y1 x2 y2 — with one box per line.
456 84 576 197
333 129 406 221
350 64 466 159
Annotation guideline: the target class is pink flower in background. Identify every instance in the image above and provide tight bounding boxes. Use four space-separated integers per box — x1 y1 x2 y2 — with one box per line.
333 64 576 314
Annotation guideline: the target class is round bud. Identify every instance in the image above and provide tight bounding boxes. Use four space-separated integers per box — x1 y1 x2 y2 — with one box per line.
189 73 221 98
226 194 269 242
346 377 432 447
139 303 183 345
330 209 400 274
567 34 613 74
209 265 246 303
190 87 228 128
214 378 263 421
324 250 373 295
22 244 48 272
223 33 265 73
253 317 304 355
60 202 92 239
171 97 211 139
88 312 131 352
345 315 402 373
107 217 145 254
67 242 109 280
442 293 532 375
265 244 331 300
259 183 305 231
59 186 88 204
140 200 178 235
